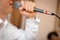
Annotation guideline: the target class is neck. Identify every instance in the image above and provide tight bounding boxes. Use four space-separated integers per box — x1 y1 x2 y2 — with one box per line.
0 13 6 20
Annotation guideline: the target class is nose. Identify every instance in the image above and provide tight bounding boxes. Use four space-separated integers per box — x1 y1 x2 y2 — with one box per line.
9 1 13 5
11 1 13 4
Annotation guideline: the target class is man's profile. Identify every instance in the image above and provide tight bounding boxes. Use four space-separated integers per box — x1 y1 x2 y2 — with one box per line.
0 0 40 40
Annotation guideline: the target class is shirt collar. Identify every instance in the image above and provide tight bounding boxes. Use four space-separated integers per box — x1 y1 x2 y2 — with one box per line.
0 18 3 24
0 18 8 28
3 19 8 27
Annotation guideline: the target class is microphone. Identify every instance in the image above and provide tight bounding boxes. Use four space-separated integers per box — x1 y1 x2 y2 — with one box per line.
13 1 60 19
13 1 55 15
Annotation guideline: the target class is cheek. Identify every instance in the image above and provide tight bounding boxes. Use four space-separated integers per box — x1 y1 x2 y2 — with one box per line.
4 5 12 14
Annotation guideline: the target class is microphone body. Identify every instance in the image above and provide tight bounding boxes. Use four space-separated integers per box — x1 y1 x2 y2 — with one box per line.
13 1 60 19
13 1 55 15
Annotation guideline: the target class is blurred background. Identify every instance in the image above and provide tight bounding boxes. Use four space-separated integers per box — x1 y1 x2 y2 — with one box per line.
7 0 60 40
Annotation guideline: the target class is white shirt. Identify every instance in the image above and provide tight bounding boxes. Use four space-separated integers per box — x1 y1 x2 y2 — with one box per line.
0 18 40 40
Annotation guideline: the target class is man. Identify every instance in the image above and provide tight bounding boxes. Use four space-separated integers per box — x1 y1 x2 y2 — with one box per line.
47 31 59 40
0 0 40 40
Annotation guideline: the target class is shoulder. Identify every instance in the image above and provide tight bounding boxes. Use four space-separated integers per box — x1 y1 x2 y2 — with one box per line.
5 20 18 32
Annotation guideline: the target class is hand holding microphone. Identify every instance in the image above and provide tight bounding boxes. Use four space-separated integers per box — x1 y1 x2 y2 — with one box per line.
13 1 55 15
19 1 35 12
15 1 36 18
13 1 60 19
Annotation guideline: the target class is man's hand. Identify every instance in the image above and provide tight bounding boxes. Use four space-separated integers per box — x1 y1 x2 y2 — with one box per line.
19 1 36 18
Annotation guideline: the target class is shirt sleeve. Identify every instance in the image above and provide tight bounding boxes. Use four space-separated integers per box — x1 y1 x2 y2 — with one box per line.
5 18 40 40
16 18 40 40
24 18 40 40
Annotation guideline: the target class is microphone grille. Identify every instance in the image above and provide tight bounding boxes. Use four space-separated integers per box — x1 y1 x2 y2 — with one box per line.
13 1 21 9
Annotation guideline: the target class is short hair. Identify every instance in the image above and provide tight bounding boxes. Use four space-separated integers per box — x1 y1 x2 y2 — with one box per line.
47 32 59 40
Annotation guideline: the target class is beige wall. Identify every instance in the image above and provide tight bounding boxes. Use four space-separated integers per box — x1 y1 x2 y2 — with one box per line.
55 0 60 32
34 0 58 40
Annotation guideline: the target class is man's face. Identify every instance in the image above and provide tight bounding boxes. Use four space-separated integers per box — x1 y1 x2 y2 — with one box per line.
0 0 13 15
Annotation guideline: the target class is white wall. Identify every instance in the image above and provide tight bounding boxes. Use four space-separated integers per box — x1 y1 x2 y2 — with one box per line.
34 0 58 40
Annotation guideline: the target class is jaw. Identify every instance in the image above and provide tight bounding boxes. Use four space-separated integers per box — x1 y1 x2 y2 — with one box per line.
0 13 7 20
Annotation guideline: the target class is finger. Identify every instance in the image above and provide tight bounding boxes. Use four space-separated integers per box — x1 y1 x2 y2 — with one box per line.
30 2 35 12
19 10 28 16
28 12 36 17
19 7 23 11
25 1 29 11
27 1 35 12
19 1 25 11
20 10 25 15
21 1 25 6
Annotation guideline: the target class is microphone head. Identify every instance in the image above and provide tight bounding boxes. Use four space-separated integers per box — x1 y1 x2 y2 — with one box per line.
13 1 21 9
